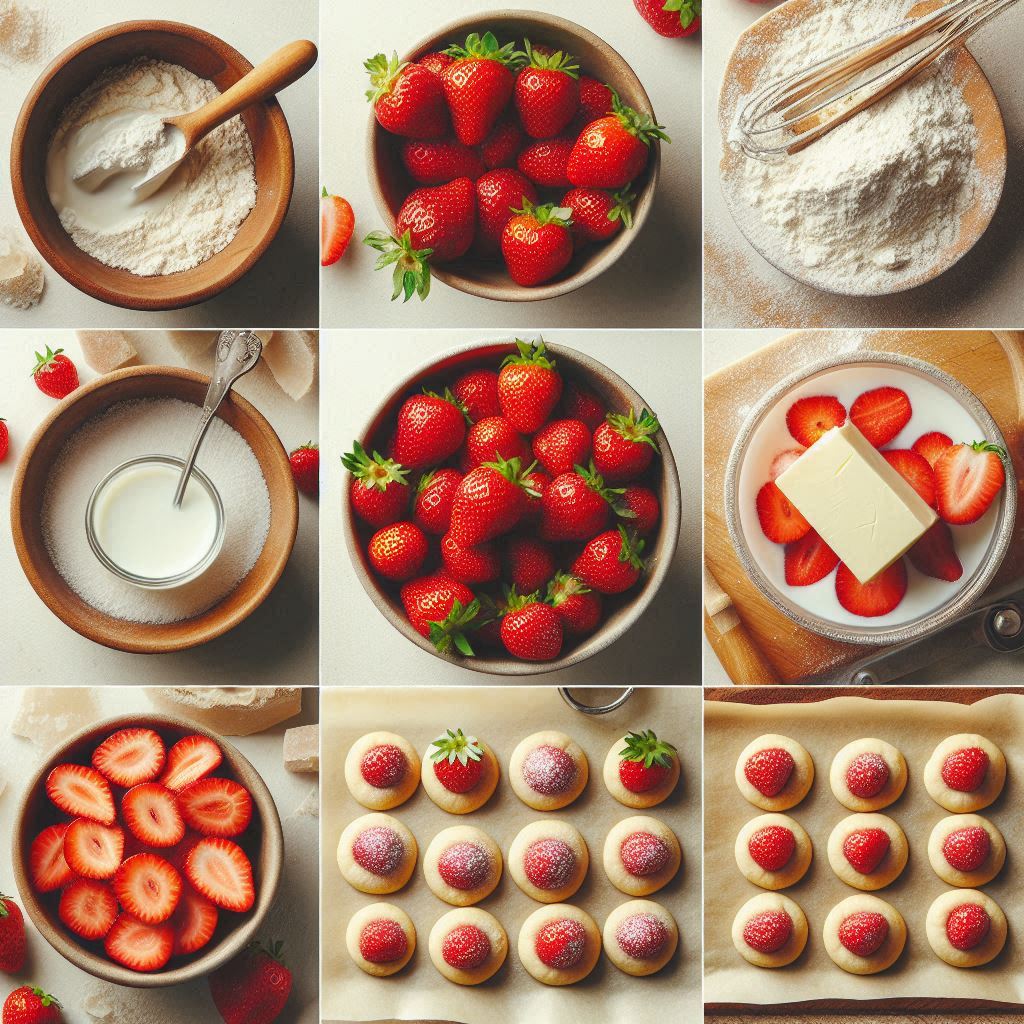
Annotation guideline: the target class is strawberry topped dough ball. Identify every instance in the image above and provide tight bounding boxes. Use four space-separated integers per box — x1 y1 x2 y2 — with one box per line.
828 738 907 813
603 899 679 976
734 734 814 812
826 814 909 892
732 892 808 968
823 894 907 975
923 733 1006 812
509 730 589 810
421 728 500 814
337 813 417 895
603 815 681 897
734 813 812 891
344 731 421 811
424 825 503 906
926 889 1008 968
509 820 589 903
346 902 416 977
428 907 509 985
518 903 602 985
927 814 1006 887
603 729 679 808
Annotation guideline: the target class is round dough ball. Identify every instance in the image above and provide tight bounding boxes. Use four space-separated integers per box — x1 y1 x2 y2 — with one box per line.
603 815 681 896
338 813 417 894
423 825 502 906
829 738 907 812
509 731 588 810
603 730 681 809
826 813 909 891
823 894 906 975
927 814 1006 887
603 899 678 976
735 813 812 890
428 906 508 985
926 889 1008 968
735 734 814 811
509 820 589 903
923 734 1006 813
731 892 808 968
518 903 601 986
345 731 421 810
421 730 501 814
346 902 416 976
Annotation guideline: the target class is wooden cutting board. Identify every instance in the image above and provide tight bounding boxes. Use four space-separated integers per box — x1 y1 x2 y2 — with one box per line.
703 330 1024 684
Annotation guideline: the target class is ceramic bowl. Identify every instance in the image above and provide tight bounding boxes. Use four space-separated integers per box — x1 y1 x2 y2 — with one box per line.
11 20 295 311
12 713 283 988
10 365 298 653
367 10 662 302
344 340 682 675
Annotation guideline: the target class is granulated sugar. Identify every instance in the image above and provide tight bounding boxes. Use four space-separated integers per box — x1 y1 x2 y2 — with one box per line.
41 397 271 624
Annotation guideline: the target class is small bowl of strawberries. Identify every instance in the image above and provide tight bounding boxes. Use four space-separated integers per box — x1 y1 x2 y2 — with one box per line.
12 715 283 988
343 338 681 675
363 11 666 302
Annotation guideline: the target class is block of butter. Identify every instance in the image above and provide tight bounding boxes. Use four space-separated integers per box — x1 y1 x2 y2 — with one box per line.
776 422 937 584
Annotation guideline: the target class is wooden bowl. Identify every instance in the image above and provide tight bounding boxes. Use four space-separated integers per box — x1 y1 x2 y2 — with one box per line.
10 366 298 654
367 10 662 302
11 20 295 311
343 341 682 675
11 713 284 988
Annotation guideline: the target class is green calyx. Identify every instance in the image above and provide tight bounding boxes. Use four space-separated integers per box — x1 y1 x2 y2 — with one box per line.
546 571 591 607
618 728 677 767
0 894 11 918
516 38 579 77
364 52 410 103
30 346 64 377
444 31 520 66
615 524 647 571
364 229 434 303
968 440 1008 461
251 939 287 965
607 407 661 449
510 198 573 228
423 386 471 423
575 461 629 512
474 588 511 628
427 598 480 657
342 441 409 491
501 338 557 372
607 184 637 229
503 585 542 613
29 988 60 1009
430 727 484 765
611 92 671 146
663 0 701 29
481 454 542 497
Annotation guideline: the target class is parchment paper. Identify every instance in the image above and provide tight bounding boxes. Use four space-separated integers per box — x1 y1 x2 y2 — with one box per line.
704 694 1024 1007
321 686 701 1024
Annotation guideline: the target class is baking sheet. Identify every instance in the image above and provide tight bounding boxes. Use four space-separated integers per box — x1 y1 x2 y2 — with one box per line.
321 686 701 1024
703 694 1023 1007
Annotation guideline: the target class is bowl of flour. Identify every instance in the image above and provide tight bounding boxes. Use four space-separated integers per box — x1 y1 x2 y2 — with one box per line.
11 20 296 310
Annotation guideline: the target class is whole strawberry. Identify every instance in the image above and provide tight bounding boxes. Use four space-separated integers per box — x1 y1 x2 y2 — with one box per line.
504 535 556 593
514 40 580 139
400 573 479 655
288 443 319 498
400 138 484 185
440 531 501 585
577 76 614 122
475 169 538 257
442 32 520 145
560 381 606 431
31 347 78 400
451 369 501 423
516 138 575 188
500 589 564 661
414 468 462 535
480 118 524 169
592 408 660 482
209 940 292 1024
547 572 603 635
572 525 646 594
2 987 61 1024
344 442 410 528
618 730 677 793
392 390 467 469
464 416 529 468
502 201 574 287
430 729 485 793
497 340 563 433
520 466 551 526
620 485 661 534
540 463 622 542
365 52 449 138
0 420 8 463
0 896 26 973
368 522 429 581
634 0 702 38
448 455 536 546
532 419 592 477
419 51 455 78
563 184 636 245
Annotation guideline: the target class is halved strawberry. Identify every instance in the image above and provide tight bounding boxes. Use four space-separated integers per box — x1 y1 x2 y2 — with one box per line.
835 560 908 618
784 530 839 587
113 854 182 925
912 431 953 469
46 764 115 825
185 838 255 913
171 887 219 957
165 831 205 873
321 188 355 266
58 878 118 941
92 729 166 788
104 913 174 973
849 387 912 448
756 481 810 544
908 521 963 582
785 395 846 447
934 441 1007 525
769 448 804 481
160 736 223 792
177 778 253 839
63 818 125 880
29 824 73 893
882 449 937 507
122 783 186 848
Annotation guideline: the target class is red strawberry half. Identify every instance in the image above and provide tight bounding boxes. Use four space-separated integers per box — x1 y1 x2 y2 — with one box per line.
122 783 186 848
934 441 1007 525
113 854 182 924
882 449 936 507
185 838 255 913
172 887 219 957
59 878 118 941
46 763 115 824
835 560 908 617
908 522 963 582
842 828 890 874
785 395 846 447
105 913 174 973
177 777 253 838
743 747 794 797
29 824 73 893
784 529 839 587
912 431 953 469
160 735 223 792
747 825 795 872
756 481 810 544
92 728 166 788
63 818 125 880
850 387 912 448
838 911 888 957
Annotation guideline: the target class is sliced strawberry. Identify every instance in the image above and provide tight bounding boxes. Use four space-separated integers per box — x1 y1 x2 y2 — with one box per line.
171 886 219 957
29 824 73 893
122 783 186 848
849 387 912 448
63 818 125 880
908 522 963 582
756 481 811 544
177 778 253 839
184 838 255 913
105 913 174 973
92 728 166 788
59 878 118 941
46 764 115 824
882 449 936 507
785 395 846 447
160 736 223 792
769 448 804 481
784 529 839 587
113 854 182 925
165 831 205 873
835 560 908 618
934 441 1007 525
912 431 953 469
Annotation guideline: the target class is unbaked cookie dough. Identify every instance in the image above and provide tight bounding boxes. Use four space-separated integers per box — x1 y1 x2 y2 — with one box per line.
428 906 508 985
345 731 421 810
338 813 418 894
346 902 416 976
927 813 1006 887
603 899 679 976
925 889 1008 968
731 892 808 968
827 813 908 891
735 734 814 811
829 738 907 812
603 815 681 896
823 894 906 975
509 819 589 903
423 825 503 906
421 729 501 814
603 730 680 809
509 731 588 810
923 734 1006 813
518 903 602 985
735 813 812 890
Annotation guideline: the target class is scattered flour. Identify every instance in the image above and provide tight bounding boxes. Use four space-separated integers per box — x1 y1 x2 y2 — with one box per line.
41 398 271 624
0 228 44 308
0 0 53 66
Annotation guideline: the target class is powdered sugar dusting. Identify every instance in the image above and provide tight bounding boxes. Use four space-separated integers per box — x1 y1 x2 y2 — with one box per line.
437 841 491 890
619 831 670 878
521 744 577 795
351 825 404 877
360 744 407 788
524 837 576 889
535 918 586 969
442 923 491 969
615 912 669 960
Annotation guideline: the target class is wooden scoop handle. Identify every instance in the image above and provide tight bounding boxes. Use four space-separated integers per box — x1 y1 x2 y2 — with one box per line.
704 608 780 685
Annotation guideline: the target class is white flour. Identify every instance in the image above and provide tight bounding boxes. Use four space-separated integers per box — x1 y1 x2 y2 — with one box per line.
0 0 52 66
48 58 257 276
0 227 44 308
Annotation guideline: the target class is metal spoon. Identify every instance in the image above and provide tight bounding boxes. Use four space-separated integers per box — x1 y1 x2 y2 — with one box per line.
173 330 263 508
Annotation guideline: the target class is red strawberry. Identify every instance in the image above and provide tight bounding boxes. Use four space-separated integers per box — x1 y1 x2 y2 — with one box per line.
414 468 462 535
616 913 669 962
946 904 990 952
58 878 117 941
430 728 486 793
437 838 491 887
534 917 587 969
104 914 174 973
400 138 484 184
114 854 182 924
634 0 701 36
567 95 670 188
160 735 223 792
63 818 125 880
785 395 846 447
784 529 839 586
514 40 580 138
592 408 660 482
46 764 114 824
360 743 408 789
547 572 602 635
441 924 491 970
0 420 7 463
742 910 791 954
540 465 618 541
464 416 529 468
364 52 449 138
0 895 25 972
572 525 646 594
846 753 890 798
934 441 1007 525
185 839 255 913
942 826 990 871
747 825 796 872
505 535 555 592
849 387 912 448
288 443 319 498
172 887 219 957
344 442 410 527
122 783 186 847
498 339 563 432
479 118 524 169
842 828 890 874
835 560 908 617
400 572 479 655
475 168 538 256
912 431 953 469
516 137 575 187
1 987 62 1024
502 200 574 286
392 390 467 469
563 185 635 245
620 834 669 875
617 730 677 793
520 466 551 525
941 747 989 792
560 381 606 431
440 531 501 584
882 449 936 507
577 76 614 123
525 837 577 888
838 911 888 957
620 485 660 535
210 941 292 1024
31 347 79 400
743 747 794 797
178 778 253 839
756 481 811 544
368 521 429 581
500 590 564 661
442 32 519 145
532 418 591 476
358 919 407 964
92 728 166 788
451 368 501 422
29 825 72 893
320 188 354 266
770 448 805 481
419 51 454 78
908 521 963 582
449 455 536 545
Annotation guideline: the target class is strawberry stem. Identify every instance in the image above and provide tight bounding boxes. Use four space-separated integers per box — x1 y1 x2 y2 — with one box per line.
616 524 647 571
501 338 557 371
363 52 410 103
610 92 671 146
606 408 661 449
516 38 580 77
342 441 409 491
663 0 701 29
509 198 573 228
608 184 637 229
427 598 480 657
967 440 1008 461
444 31 521 66
30 346 65 378
364 230 434 302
